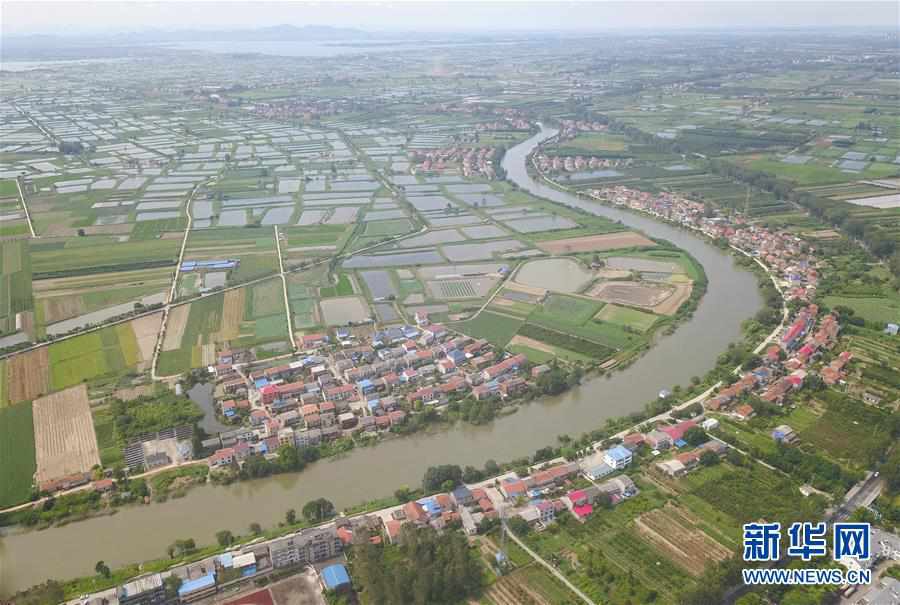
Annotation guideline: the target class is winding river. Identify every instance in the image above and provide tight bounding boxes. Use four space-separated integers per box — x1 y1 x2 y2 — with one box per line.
0 126 762 596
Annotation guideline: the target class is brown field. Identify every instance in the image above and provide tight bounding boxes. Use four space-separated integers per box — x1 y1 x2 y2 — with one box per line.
588 281 673 309
635 504 732 577
131 312 163 361
32 384 100 486
42 296 86 323
162 304 190 351
652 282 692 315
82 223 135 236
221 288 245 340
252 279 284 316
509 334 556 355
537 231 655 254
7 347 50 403
484 573 553 605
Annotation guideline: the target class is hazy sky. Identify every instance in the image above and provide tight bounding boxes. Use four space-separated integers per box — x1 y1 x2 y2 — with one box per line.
3 1 898 35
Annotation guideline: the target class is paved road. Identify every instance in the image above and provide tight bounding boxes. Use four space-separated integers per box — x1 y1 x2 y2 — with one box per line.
831 472 883 521
504 523 598 605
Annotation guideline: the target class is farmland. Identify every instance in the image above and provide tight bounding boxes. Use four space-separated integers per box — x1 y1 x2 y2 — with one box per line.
0 240 33 336
32 385 100 489
0 402 36 507
47 321 141 391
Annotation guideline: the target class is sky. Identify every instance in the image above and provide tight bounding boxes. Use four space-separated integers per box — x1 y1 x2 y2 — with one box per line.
3 0 898 35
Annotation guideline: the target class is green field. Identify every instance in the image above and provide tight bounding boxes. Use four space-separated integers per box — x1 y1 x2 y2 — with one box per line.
0 240 34 335
48 322 139 390
823 295 900 324
157 294 224 375
30 237 180 277
449 310 523 347
0 402 36 507
594 304 659 332
363 219 413 237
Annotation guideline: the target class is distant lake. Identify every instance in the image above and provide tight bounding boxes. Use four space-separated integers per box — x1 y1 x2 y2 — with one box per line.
0 57 130 72
166 39 507 57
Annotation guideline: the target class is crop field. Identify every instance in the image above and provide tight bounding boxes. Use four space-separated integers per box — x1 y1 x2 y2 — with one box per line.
540 294 601 324
6 347 50 403
32 385 100 488
157 294 225 375
688 464 822 527
0 240 33 335
536 231 655 254
484 565 577 605
449 310 523 347
0 402 36 507
588 280 678 312
800 395 894 467
823 294 900 324
363 219 413 237
595 304 658 332
30 236 180 278
517 323 616 359
47 321 140 390
634 504 732 577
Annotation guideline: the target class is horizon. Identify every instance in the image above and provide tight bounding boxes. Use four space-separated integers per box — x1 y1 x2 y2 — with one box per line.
3 1 899 36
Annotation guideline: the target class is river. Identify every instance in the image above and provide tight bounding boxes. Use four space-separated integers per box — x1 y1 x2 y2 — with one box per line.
0 126 762 596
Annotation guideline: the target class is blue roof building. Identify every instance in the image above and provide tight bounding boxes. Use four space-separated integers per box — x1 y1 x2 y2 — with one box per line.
178 573 216 597
603 445 633 470
322 564 351 591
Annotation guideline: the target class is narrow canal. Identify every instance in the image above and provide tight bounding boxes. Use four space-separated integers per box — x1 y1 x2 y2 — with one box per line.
0 126 763 595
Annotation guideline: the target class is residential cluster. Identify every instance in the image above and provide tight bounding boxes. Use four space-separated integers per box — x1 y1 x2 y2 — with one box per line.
409 146 498 179
203 320 539 466
591 185 822 301
534 153 632 174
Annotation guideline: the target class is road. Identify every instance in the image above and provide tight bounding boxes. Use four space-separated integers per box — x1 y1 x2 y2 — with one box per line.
273 225 297 351
151 180 208 381
14 177 37 238
503 523 598 605
831 472 883 521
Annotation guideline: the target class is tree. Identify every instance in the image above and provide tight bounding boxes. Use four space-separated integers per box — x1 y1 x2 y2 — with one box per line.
95 560 111 578
285 508 297 525
216 529 234 547
302 498 336 523
422 464 463 492
163 575 183 598
249 522 262 535
700 450 720 467
683 426 708 447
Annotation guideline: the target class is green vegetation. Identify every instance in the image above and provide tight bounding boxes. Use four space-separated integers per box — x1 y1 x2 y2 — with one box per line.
517 323 615 360
109 391 204 442
48 322 140 390
351 525 482 604
0 240 33 335
449 310 523 348
0 402 36 507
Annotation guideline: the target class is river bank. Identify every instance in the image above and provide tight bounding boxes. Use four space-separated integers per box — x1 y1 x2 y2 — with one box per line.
0 126 764 596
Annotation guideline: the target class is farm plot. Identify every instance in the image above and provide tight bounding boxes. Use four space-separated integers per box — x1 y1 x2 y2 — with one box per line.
319 296 370 326
537 231 655 254
0 240 33 335
426 276 498 299
32 385 100 489
449 310 523 347
588 281 674 310
595 304 659 332
6 347 50 403
48 321 140 390
157 294 224 375
0 402 36 507
634 504 732 577
30 236 180 278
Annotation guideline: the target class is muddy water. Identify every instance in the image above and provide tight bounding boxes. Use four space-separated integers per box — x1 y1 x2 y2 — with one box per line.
0 126 762 596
